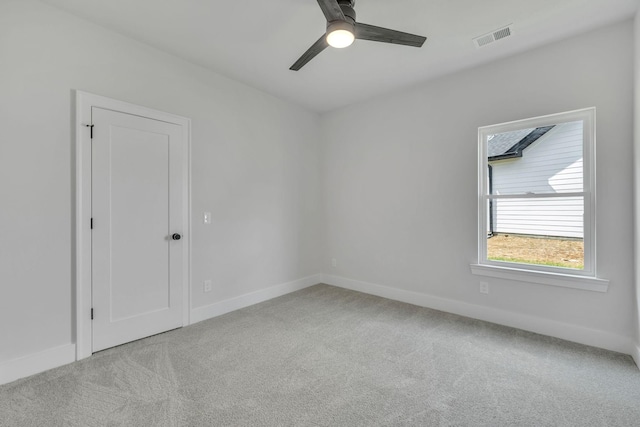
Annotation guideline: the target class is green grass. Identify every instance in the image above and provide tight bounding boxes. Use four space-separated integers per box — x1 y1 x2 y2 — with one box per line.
488 256 583 270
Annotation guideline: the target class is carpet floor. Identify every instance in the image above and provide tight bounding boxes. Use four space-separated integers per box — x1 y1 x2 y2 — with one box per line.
1 284 640 426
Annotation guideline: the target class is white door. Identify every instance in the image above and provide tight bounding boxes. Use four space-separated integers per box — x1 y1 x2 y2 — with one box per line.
91 107 184 352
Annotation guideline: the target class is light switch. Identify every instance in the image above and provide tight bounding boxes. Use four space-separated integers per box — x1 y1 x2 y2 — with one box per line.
203 212 212 224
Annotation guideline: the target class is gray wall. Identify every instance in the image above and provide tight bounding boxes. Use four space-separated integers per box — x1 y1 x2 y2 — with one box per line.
320 21 635 349
0 0 321 363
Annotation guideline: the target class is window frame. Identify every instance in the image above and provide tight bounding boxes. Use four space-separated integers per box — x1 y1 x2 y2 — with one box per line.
472 107 608 292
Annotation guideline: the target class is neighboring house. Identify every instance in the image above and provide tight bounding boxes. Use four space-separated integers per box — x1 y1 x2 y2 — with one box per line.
488 121 584 238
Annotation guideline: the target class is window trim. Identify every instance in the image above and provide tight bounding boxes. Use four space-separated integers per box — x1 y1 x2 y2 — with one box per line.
469 264 609 292
473 107 607 291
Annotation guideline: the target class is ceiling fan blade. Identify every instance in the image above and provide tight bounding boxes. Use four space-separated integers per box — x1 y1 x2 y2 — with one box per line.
355 23 426 47
290 34 329 71
316 0 345 22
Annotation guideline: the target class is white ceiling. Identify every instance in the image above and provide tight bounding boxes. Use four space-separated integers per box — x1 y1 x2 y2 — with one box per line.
40 0 638 113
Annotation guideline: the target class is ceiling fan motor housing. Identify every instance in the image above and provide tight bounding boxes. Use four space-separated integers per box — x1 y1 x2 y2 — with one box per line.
327 0 356 35
337 0 356 23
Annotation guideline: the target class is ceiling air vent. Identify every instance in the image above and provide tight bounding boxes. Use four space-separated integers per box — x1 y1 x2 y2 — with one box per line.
473 25 513 48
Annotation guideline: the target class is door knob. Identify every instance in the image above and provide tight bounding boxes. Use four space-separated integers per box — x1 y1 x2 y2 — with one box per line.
172 233 182 241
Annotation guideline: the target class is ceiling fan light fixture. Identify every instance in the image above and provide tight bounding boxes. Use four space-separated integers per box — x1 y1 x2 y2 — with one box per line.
326 21 355 48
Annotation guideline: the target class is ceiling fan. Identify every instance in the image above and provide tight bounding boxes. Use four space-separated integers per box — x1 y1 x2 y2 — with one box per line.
290 0 427 71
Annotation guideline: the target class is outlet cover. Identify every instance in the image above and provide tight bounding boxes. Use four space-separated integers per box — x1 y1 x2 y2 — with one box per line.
331 258 337 268
479 282 489 294
204 280 212 293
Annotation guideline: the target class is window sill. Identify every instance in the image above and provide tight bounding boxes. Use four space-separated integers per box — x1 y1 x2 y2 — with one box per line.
470 264 609 292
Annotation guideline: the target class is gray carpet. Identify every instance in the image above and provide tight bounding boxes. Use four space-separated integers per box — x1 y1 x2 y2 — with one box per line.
1 284 640 426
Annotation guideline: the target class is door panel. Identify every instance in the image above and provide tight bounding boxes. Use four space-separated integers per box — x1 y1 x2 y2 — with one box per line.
92 107 184 352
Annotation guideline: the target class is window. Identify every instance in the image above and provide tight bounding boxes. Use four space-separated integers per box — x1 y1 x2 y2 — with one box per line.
471 108 608 292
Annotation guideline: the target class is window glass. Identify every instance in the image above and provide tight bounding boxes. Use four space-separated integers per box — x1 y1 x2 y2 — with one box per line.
479 109 594 275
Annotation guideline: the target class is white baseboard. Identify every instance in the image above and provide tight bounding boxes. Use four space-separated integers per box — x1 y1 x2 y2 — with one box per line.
0 344 76 386
321 274 634 356
191 274 322 324
632 343 640 370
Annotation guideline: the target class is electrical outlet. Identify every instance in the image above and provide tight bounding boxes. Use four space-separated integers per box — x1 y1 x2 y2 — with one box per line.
204 280 212 293
203 212 212 224
331 258 337 268
479 281 489 294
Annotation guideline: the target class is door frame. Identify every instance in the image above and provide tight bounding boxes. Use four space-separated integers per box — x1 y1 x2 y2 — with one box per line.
75 91 191 360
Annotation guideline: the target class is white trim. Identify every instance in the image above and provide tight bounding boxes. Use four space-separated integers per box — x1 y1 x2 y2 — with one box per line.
186 115 193 329
469 264 609 292
321 274 630 355
632 343 640 370
0 344 76 386
75 91 191 360
486 192 585 200
190 274 322 324
75 91 92 360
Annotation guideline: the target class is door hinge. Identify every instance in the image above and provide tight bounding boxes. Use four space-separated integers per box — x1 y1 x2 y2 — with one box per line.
90 218 93 229
84 124 94 139
91 308 94 320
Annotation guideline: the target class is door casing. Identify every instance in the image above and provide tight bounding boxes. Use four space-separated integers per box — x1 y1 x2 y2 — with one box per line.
75 91 191 360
